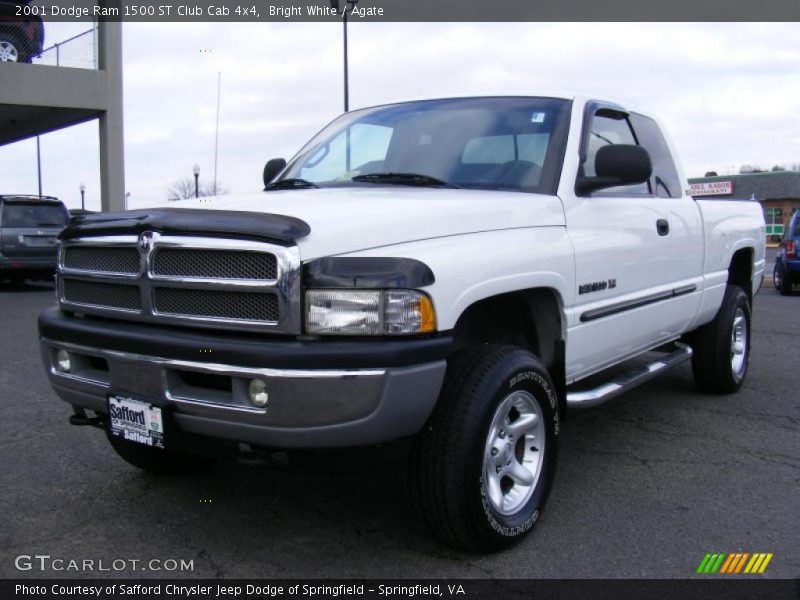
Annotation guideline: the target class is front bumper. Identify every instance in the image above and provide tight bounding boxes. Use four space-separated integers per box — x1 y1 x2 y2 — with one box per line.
39 309 450 449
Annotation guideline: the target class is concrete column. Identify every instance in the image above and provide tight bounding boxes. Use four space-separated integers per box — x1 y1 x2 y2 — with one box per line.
97 22 125 212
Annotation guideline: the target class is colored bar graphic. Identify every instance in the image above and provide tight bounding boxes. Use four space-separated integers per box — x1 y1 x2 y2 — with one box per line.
697 554 713 574
721 553 739 574
758 553 773 574
719 554 736 574
710 553 726 573
745 554 762 574
734 553 750 573
698 552 773 574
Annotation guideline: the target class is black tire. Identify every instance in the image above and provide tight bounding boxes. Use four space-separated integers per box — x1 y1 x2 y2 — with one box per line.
106 431 214 475
690 284 751 394
774 264 792 296
410 344 559 552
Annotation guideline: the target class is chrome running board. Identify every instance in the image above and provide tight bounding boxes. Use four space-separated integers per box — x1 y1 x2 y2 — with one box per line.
566 342 693 409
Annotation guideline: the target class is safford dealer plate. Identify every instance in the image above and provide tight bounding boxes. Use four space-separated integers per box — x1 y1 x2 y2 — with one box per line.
108 396 165 449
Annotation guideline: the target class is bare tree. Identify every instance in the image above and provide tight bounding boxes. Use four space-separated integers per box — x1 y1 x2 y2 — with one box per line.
166 177 228 201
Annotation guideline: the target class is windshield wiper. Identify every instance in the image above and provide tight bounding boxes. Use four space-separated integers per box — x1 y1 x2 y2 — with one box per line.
37 222 64 227
351 172 458 188
265 178 319 191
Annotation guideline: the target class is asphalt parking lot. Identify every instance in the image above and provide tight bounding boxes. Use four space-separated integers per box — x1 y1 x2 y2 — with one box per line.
1 280 798 580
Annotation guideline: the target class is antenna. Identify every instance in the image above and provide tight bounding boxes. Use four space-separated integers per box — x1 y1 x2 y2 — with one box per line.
213 72 221 195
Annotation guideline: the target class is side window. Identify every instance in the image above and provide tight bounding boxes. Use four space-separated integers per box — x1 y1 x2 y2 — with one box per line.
584 113 649 195
630 114 682 198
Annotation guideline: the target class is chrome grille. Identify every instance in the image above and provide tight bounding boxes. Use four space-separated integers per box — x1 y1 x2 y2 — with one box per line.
154 288 279 322
63 246 140 274
57 233 301 333
152 248 277 280
63 279 142 311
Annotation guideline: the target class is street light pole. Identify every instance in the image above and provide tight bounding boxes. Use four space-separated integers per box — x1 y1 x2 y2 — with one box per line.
331 0 358 112
79 183 85 210
193 163 200 198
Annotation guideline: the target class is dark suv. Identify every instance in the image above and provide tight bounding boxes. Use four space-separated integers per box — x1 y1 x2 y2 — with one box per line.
0 1 44 63
0 196 68 283
774 210 800 295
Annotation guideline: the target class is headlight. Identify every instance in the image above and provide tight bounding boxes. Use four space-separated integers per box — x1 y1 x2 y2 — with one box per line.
306 289 436 335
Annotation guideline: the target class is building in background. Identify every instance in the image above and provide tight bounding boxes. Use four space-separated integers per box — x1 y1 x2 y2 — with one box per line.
0 19 124 211
688 171 800 244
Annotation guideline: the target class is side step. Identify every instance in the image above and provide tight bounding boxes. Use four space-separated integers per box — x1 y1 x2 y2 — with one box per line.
566 342 693 409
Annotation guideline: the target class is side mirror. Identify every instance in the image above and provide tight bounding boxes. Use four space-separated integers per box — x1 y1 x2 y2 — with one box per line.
263 158 287 189
576 144 652 195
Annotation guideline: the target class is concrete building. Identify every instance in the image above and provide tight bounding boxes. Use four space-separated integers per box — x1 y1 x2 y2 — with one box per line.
0 22 124 211
688 171 800 243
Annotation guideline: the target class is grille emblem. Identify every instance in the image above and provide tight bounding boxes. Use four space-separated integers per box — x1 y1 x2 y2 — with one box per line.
138 231 154 253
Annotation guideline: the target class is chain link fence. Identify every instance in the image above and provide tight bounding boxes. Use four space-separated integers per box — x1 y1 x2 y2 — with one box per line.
0 4 97 69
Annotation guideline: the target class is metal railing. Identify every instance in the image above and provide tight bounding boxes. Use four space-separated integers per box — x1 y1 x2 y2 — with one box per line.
36 24 97 69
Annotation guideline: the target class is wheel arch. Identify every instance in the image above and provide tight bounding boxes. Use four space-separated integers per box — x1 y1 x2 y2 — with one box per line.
728 246 754 302
451 287 567 416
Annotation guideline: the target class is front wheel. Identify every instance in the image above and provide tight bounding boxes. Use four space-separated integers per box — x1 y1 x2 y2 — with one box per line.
691 284 751 394
411 345 559 552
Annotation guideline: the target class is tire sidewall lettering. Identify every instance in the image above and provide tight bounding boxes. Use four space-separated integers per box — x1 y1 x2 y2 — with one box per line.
478 364 557 538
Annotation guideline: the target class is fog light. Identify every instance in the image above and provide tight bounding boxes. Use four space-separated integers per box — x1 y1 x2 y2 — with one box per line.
248 379 269 408
55 349 72 373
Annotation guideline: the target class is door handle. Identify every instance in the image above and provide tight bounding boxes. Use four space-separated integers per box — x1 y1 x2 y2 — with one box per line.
656 219 670 236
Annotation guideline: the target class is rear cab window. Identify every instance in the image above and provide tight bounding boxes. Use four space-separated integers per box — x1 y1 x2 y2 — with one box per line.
1 201 69 228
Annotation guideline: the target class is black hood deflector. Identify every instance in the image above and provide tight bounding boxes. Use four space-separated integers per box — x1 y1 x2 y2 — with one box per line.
60 208 311 244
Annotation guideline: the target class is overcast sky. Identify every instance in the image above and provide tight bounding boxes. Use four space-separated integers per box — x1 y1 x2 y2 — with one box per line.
1 22 799 210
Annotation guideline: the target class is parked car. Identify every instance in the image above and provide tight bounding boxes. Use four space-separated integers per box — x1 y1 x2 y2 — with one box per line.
0 1 44 63
38 95 766 551
0 195 68 283
773 210 799 295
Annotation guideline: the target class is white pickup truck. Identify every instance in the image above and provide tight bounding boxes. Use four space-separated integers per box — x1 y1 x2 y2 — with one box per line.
39 94 766 551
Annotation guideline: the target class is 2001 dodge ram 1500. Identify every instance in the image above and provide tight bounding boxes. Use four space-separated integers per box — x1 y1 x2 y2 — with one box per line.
39 95 766 551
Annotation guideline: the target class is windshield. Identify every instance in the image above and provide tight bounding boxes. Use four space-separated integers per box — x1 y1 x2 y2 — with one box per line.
1 203 69 228
279 97 571 194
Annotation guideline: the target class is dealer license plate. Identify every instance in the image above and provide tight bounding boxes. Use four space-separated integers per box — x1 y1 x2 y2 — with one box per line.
108 396 165 449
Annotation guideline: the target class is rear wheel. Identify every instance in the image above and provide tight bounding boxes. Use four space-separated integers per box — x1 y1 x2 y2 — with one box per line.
411 345 559 552
774 264 792 296
691 284 751 394
106 431 214 475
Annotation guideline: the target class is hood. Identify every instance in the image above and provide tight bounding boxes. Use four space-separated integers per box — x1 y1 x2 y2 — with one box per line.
167 187 565 260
